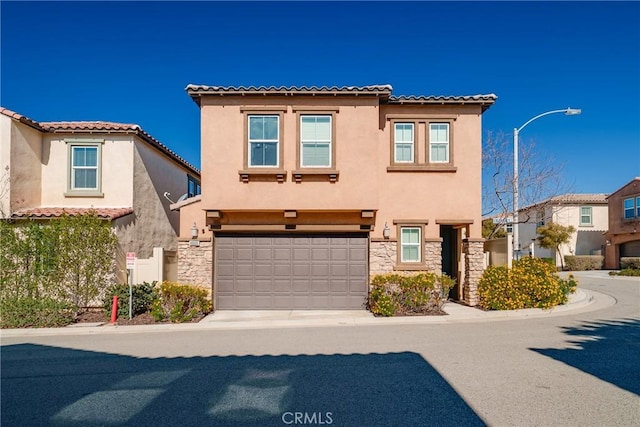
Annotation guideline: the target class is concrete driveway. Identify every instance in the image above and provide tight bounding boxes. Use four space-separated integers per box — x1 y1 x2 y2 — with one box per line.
1 272 638 426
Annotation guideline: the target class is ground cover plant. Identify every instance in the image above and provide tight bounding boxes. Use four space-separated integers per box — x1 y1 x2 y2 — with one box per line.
368 272 455 317
479 257 577 310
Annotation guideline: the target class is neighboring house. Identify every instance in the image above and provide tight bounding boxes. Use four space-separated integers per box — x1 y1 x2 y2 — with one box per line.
174 84 496 309
0 107 200 282
515 194 608 265
604 177 640 269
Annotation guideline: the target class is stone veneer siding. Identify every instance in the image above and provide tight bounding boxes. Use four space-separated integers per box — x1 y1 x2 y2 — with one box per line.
177 239 213 297
369 239 442 275
462 238 485 306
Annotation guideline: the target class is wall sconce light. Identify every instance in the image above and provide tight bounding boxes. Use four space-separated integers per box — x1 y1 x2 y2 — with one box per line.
605 239 611 246
383 222 391 239
191 222 198 239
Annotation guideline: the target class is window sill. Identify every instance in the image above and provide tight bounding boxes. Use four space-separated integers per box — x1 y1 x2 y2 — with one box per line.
238 169 286 183
393 264 428 271
387 165 457 173
292 169 339 183
64 191 104 198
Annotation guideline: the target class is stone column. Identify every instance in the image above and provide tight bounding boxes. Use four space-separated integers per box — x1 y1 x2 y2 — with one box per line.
424 238 443 274
369 240 397 275
177 238 213 297
463 238 485 306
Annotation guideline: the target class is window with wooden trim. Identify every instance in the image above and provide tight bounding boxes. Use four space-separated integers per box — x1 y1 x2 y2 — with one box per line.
300 115 332 168
394 122 414 163
400 226 422 263
429 123 450 163
248 115 279 167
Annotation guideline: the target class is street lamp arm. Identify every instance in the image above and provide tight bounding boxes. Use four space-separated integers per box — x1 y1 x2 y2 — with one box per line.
515 108 581 133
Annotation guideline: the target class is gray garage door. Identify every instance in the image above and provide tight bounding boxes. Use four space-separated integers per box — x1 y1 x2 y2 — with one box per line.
621 240 640 257
215 234 369 309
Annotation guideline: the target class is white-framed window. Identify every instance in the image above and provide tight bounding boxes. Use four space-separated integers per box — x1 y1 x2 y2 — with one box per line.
394 122 414 163
536 210 545 227
580 206 593 226
400 226 421 263
248 115 279 167
624 198 635 219
70 145 100 190
300 115 331 167
429 123 449 163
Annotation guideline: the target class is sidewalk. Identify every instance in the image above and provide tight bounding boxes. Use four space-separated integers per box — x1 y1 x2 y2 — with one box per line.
0 287 612 337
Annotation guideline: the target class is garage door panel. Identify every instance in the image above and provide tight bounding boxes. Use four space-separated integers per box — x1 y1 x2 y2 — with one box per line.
255 280 272 292
273 279 291 292
311 280 330 292
274 248 291 260
292 279 309 292
254 264 272 277
215 234 368 309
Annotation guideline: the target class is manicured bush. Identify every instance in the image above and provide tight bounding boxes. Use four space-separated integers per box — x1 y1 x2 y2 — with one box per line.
151 282 212 323
368 273 455 317
620 257 640 270
564 255 604 271
0 297 75 328
479 257 576 310
609 269 640 277
102 282 158 318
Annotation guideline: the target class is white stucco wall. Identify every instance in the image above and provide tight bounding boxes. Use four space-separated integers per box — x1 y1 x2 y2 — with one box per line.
40 134 134 207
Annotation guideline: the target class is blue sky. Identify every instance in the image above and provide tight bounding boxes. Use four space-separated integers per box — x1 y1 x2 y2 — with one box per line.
2 1 639 197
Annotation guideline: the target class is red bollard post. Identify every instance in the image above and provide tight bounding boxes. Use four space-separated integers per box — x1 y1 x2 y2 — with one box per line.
110 295 118 324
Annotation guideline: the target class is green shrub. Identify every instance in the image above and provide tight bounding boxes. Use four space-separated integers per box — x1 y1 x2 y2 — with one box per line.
368 273 454 317
102 282 158 318
479 257 576 310
620 257 640 270
150 282 212 323
564 255 604 271
539 257 556 267
0 297 75 328
609 269 640 277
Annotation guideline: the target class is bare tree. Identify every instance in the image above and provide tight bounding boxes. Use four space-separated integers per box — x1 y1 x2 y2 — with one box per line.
482 131 572 239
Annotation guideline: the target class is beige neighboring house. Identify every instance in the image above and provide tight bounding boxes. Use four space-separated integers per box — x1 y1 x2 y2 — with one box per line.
516 194 609 266
174 84 496 309
604 177 640 269
0 107 201 283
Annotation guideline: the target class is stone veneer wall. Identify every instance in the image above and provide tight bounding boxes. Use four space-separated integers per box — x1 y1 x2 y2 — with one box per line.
177 239 213 297
369 240 397 274
369 239 442 275
462 238 485 306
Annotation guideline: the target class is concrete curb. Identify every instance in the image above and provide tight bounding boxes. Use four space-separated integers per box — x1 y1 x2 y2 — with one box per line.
0 287 613 337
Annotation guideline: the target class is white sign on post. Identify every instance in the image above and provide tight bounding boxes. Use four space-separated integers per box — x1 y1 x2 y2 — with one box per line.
125 252 136 319
126 252 136 269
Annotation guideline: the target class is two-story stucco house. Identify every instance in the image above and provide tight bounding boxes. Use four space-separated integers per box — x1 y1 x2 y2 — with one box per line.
0 108 200 282
604 177 640 269
516 194 609 266
175 85 496 309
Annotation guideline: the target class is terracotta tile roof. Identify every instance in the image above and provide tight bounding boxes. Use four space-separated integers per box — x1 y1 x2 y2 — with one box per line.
11 207 134 220
186 84 393 96
521 194 609 211
0 107 44 131
185 84 497 111
0 107 199 177
388 94 497 105
546 194 609 204
39 121 140 131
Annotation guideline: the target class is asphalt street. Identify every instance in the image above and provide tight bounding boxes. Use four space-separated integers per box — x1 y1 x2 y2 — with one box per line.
1 272 638 426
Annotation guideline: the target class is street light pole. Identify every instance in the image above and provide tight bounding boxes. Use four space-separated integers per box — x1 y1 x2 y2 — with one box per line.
512 108 581 263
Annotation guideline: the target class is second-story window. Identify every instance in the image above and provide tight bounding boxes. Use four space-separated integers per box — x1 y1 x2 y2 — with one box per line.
580 206 592 226
394 123 414 163
248 115 279 167
300 115 331 167
429 123 450 163
624 198 636 219
187 175 201 198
